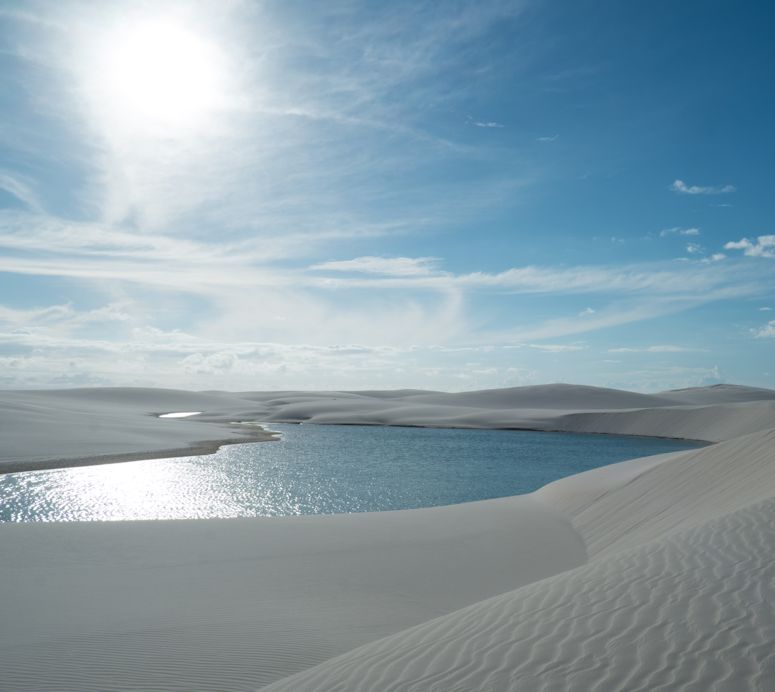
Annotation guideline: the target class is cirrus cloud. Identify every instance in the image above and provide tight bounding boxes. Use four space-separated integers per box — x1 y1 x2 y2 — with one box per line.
310 256 442 277
671 179 735 195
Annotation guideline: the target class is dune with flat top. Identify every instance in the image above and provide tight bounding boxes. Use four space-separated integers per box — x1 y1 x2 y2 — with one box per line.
0 383 774 691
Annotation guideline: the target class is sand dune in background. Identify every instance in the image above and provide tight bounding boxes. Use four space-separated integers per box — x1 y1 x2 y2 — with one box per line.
2 382 774 472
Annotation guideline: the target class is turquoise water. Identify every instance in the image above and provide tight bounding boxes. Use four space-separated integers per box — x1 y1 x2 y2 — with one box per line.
0 424 704 522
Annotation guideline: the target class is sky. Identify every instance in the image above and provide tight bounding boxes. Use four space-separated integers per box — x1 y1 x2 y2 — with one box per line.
0 0 773 392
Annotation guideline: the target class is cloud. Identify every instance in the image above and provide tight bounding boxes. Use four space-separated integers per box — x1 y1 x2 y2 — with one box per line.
1 207 773 357
537 134 559 142
686 242 703 254
0 171 43 212
724 235 775 259
1 0 531 246
472 120 504 128
449 261 765 298
760 306 772 311
659 227 700 237
608 345 705 353
0 301 132 331
751 321 775 338
310 256 442 277
4 221 763 302
528 343 586 352
578 307 596 316
606 365 723 392
180 351 239 374
671 179 736 195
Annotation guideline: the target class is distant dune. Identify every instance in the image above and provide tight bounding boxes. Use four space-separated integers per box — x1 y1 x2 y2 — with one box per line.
658 382 775 404
1 382 774 472
0 383 774 690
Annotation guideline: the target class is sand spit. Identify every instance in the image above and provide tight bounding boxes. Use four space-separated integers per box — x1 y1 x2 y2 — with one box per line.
0 388 277 473
1 383 774 690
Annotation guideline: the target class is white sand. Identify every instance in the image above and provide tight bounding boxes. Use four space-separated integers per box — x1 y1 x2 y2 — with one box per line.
3 383 774 473
1 383 774 690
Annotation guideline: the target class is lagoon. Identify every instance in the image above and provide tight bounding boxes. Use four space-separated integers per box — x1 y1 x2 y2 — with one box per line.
0 424 703 522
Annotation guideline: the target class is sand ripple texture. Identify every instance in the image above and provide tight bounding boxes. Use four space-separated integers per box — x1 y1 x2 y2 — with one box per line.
263 496 775 692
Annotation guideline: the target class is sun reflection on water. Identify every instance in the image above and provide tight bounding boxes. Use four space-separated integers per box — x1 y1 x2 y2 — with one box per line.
0 425 705 523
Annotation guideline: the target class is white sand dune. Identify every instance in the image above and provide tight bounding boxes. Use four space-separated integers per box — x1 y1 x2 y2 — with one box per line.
1 383 775 690
265 494 775 691
549 400 775 443
0 387 276 473
4 382 774 473
262 425 775 692
657 382 775 405
0 494 583 691
541 427 775 556
404 383 679 409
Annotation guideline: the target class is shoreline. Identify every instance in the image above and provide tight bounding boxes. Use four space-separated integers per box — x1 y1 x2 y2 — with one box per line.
3 384 769 475
0 429 280 475
0 421 708 477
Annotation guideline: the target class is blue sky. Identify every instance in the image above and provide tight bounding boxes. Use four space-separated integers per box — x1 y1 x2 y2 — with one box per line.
0 0 773 391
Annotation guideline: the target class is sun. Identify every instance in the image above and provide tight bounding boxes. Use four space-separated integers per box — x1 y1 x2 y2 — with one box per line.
94 20 224 135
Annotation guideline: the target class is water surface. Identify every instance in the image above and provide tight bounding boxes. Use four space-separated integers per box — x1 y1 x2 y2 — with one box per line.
0 424 703 522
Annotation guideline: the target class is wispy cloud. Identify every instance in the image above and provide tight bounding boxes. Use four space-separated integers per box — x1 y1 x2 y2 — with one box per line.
608 345 706 353
751 321 775 338
670 179 735 195
310 256 442 277
537 134 559 142
0 301 130 328
467 117 504 129
481 297 731 344
529 343 586 352
0 171 43 212
4 211 769 305
659 226 700 237
724 235 775 259
1 0 531 244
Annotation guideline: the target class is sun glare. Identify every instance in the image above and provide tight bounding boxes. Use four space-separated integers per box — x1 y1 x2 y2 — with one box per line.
94 20 224 135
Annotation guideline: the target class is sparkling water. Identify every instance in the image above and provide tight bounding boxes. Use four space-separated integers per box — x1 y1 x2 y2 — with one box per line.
0 424 703 522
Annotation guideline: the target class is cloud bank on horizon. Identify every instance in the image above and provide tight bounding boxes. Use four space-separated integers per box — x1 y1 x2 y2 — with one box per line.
0 0 773 392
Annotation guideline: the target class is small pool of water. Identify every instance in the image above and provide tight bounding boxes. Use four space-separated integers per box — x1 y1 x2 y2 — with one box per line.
0 424 704 522
158 411 202 418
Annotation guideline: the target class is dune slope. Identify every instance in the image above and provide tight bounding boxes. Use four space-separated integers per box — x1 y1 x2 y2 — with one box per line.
264 424 775 691
264 495 775 691
0 494 583 692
